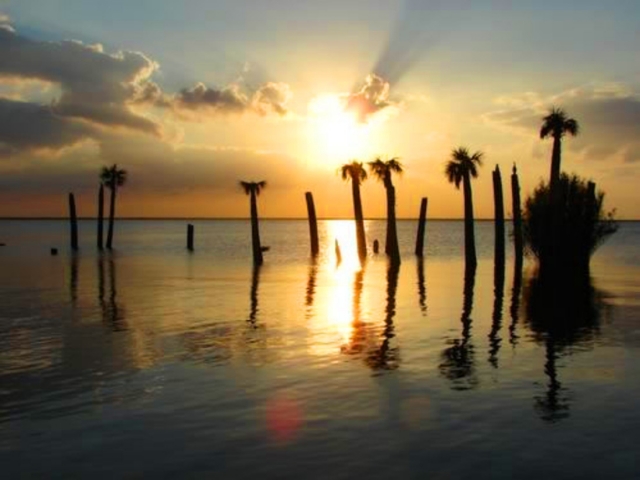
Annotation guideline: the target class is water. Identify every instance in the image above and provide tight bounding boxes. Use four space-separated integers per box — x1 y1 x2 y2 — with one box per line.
1 219 639 479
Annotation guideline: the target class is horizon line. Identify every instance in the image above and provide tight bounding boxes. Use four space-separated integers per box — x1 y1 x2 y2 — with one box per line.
1 216 639 222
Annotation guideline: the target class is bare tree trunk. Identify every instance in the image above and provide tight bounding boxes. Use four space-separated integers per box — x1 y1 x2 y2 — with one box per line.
352 180 367 263
463 172 477 269
250 190 263 265
305 192 319 257
415 197 428 257
492 165 505 268
511 165 523 268
68 192 78 251
97 185 104 250
106 185 116 250
187 224 194 251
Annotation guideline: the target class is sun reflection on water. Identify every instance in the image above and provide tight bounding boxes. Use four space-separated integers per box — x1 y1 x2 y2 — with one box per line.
306 220 367 356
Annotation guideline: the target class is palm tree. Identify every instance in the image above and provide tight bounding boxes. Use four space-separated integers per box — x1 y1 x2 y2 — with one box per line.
445 147 483 269
100 164 127 250
240 180 267 265
340 161 368 263
540 107 579 195
368 157 403 264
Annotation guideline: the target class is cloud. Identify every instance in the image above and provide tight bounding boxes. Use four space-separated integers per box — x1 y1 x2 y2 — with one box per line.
252 82 291 117
0 98 94 156
484 84 640 163
137 80 292 118
0 13 14 33
345 74 398 123
0 23 161 135
0 18 294 156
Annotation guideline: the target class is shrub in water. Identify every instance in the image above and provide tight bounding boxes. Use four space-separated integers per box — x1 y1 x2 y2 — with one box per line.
523 173 617 275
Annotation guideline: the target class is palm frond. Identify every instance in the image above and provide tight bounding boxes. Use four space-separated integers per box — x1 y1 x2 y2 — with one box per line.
341 161 367 185
255 180 267 196
367 159 386 181
565 118 579 136
445 161 463 189
239 180 252 195
387 157 403 174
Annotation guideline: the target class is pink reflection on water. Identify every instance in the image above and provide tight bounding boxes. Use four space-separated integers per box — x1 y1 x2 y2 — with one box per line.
265 393 303 444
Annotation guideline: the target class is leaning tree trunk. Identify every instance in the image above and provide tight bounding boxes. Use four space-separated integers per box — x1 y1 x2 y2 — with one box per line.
352 180 367 263
106 184 116 250
250 190 263 265
463 172 477 269
385 182 401 264
97 184 104 250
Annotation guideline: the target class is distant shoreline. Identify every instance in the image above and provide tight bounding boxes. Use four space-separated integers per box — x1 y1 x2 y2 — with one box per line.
1 217 639 222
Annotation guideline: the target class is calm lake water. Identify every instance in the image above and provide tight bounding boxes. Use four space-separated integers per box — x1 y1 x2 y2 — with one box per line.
1 219 639 479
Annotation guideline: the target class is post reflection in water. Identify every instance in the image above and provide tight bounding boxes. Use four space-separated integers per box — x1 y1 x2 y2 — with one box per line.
440 265 478 390
70 253 79 305
305 260 318 319
98 253 127 331
488 255 505 368
525 271 606 422
416 257 427 316
509 259 523 347
248 265 262 328
366 262 400 372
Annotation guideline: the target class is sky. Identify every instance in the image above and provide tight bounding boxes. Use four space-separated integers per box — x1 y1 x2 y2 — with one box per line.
0 0 639 219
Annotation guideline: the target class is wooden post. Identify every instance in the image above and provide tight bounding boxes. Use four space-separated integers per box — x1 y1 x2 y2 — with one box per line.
68 193 78 251
97 184 104 250
415 197 428 257
511 164 523 267
493 165 505 267
305 192 319 257
187 224 194 251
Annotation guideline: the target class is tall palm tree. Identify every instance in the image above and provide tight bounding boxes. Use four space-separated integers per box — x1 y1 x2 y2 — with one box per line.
368 157 403 264
340 161 368 263
240 180 267 265
100 164 127 250
445 147 483 269
540 107 579 194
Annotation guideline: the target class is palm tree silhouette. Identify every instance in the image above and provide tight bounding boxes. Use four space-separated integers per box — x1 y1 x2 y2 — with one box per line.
100 164 127 250
445 147 483 269
368 157 403 264
540 107 579 194
240 180 267 265
340 161 368 263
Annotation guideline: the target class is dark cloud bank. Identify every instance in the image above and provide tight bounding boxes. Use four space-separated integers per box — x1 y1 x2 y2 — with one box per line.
0 18 291 156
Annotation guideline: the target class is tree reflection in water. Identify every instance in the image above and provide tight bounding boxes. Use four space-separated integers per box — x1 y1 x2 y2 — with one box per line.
343 267 367 356
440 265 478 390
98 253 127 331
525 271 606 422
366 262 401 372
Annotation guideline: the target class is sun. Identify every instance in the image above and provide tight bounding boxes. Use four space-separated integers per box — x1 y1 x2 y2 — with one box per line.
307 94 373 164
